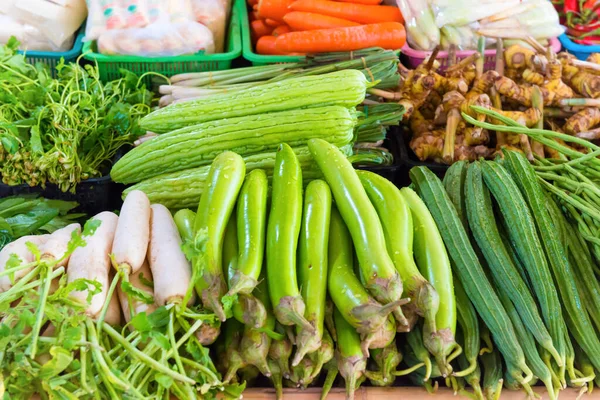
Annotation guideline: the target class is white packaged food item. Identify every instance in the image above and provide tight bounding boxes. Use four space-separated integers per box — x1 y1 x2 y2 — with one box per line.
97 20 215 56
190 0 226 52
9 0 86 48
86 0 128 41
167 0 194 23
122 0 152 28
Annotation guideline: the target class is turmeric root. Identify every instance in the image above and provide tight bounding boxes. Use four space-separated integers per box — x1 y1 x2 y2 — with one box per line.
560 57 600 98
443 108 461 163
522 69 544 85
564 108 600 135
494 76 551 106
410 110 435 137
434 91 465 125
463 127 489 146
504 45 537 70
410 134 444 162
588 54 600 64
489 107 542 127
399 73 436 119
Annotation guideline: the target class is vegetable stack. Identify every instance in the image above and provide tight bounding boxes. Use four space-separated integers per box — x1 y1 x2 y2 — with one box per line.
114 67 405 208
248 0 406 54
0 40 153 192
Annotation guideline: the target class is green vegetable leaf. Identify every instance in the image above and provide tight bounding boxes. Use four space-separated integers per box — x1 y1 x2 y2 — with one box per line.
120 280 154 305
138 272 154 289
0 135 19 154
52 278 101 305
25 240 41 262
149 331 170 350
147 306 170 329
155 373 174 389
29 126 43 154
39 347 73 379
221 294 238 320
222 382 246 399
130 312 152 332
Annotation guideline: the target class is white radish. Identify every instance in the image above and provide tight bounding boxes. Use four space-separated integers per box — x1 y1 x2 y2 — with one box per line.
67 212 119 319
0 235 49 292
148 204 194 307
39 223 81 267
105 271 123 326
112 190 151 275
117 259 157 323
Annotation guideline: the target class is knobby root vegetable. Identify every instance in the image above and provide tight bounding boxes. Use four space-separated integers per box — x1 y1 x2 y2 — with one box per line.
266 144 313 332
293 179 332 366
193 151 246 321
308 139 406 323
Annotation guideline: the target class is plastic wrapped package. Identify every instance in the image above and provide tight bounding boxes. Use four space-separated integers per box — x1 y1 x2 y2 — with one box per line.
431 0 519 28
190 0 227 52
122 0 152 28
97 20 215 56
396 0 440 51
167 0 195 23
86 0 127 41
5 0 86 49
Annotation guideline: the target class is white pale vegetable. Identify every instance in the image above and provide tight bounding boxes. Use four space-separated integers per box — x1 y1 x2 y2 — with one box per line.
112 190 151 275
0 235 49 292
67 212 119 318
148 204 194 307
117 259 157 323
39 223 81 267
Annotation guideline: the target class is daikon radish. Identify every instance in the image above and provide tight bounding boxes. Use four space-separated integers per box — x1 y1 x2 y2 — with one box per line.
0 235 49 292
112 190 151 275
117 260 157 323
39 223 81 267
67 212 119 319
148 204 194 307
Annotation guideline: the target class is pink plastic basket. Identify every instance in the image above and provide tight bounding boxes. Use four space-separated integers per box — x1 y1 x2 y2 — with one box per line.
401 37 562 72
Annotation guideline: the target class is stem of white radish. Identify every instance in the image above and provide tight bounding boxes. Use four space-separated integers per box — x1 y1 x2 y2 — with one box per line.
3 267 64 304
26 262 53 358
0 260 38 277
96 271 122 333
80 326 90 393
102 324 196 385
0 265 41 303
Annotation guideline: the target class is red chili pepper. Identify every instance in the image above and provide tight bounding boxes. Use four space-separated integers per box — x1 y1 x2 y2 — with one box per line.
569 21 600 34
573 36 600 45
565 0 579 25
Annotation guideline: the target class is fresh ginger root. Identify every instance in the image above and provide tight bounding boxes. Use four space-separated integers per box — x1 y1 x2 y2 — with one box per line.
410 134 444 162
399 73 436 119
559 55 600 98
522 69 545 85
564 107 600 135
489 107 542 128
434 91 465 125
588 54 600 64
410 110 435 137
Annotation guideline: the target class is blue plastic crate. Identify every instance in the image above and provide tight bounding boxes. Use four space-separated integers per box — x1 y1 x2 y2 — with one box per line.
559 33 599 60
17 27 85 76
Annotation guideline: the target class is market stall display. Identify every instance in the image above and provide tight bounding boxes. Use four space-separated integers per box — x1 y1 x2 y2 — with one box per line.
3 2 600 398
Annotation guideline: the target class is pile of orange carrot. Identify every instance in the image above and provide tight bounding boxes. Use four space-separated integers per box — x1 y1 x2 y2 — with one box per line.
248 0 407 55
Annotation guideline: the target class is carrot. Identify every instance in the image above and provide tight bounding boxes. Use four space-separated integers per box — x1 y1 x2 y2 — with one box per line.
248 0 259 6
257 35 304 55
275 22 406 53
334 0 381 5
265 18 284 27
289 0 403 24
272 25 292 36
283 11 359 31
251 19 274 41
250 10 260 21
257 0 294 22
67 212 119 319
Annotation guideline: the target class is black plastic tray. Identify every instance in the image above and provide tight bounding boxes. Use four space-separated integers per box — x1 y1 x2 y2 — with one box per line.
354 133 408 187
395 128 449 181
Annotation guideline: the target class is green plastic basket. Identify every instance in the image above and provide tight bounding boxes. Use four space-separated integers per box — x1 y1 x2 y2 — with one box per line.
82 6 242 84
238 0 304 65
18 28 85 77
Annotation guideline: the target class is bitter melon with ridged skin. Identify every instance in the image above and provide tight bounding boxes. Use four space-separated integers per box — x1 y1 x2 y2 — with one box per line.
140 70 373 133
111 106 357 184
123 145 352 209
